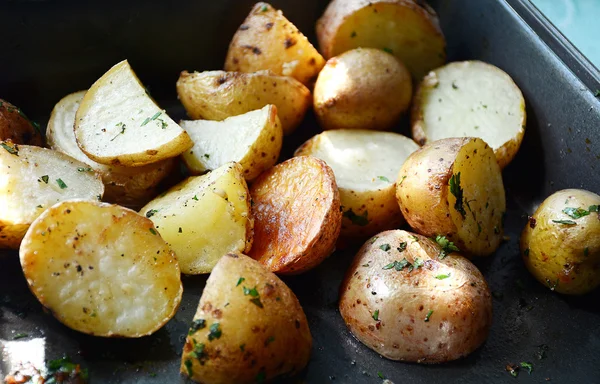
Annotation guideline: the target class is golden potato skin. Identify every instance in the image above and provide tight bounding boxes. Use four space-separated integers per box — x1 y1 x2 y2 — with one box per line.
521 189 600 295
339 230 492 363
313 48 412 131
249 156 342 274
0 99 44 146
181 253 311 383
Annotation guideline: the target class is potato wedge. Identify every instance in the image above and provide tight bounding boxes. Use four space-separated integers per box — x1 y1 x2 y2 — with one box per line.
181 105 282 181
396 137 505 257
176 70 310 135
412 61 526 169
140 162 253 275
339 230 492 363
224 2 325 86
75 60 193 167
249 156 341 274
0 99 44 146
47 91 176 209
20 200 182 337
295 130 419 239
181 253 311 383
316 0 446 80
0 143 104 249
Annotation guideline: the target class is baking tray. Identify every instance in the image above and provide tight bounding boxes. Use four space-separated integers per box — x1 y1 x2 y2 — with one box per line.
1 0 599 382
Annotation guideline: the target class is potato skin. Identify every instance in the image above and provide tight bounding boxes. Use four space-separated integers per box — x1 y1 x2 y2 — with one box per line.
339 230 492 363
313 48 412 131
0 99 44 146
521 189 600 295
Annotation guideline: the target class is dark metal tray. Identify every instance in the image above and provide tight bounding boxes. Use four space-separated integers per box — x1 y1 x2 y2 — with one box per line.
1 0 599 382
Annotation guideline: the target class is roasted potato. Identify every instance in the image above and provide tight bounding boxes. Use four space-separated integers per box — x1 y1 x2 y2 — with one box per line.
224 2 325 86
412 61 526 169
396 137 505 257
181 253 311 383
313 48 412 131
75 60 193 167
140 162 253 275
181 105 283 181
295 130 419 239
249 156 341 274
339 230 492 363
20 200 182 337
47 90 176 209
521 189 600 295
176 70 310 135
0 143 104 249
0 99 44 146
316 0 446 80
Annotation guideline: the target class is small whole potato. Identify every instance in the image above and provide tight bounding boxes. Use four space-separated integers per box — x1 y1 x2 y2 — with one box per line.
313 48 412 131
0 99 44 146
521 189 600 295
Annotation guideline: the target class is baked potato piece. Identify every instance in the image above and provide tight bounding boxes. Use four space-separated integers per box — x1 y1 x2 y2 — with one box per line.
47 91 176 209
396 137 505 257
0 143 104 249
313 48 412 131
521 189 600 295
295 130 419 239
140 162 253 275
0 99 44 146
249 156 341 274
224 2 325 86
20 200 182 337
75 60 193 167
181 105 282 181
181 253 311 383
339 230 492 363
412 61 526 169
176 70 310 135
316 0 446 80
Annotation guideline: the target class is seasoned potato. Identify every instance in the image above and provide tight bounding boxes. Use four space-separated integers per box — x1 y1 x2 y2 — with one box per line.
47 91 176 209
313 48 412 131
181 253 311 383
20 200 182 337
0 99 44 146
140 163 253 275
295 130 419 239
224 2 325 86
75 60 193 167
521 189 600 295
412 61 526 169
396 137 505 257
339 230 492 363
181 105 282 181
0 143 104 249
176 70 310 135
316 0 446 80
249 156 341 274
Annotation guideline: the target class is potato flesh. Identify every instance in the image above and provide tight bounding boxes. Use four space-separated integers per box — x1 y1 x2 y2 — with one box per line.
19 200 182 337
140 163 252 274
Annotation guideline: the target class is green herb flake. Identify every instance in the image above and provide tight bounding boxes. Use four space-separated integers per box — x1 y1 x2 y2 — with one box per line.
149 228 157 235
369 236 379 244
424 309 433 322
524 248 530 257
192 195 199 201
435 235 460 259
372 309 379 321
145 209 158 218
452 81 459 89
110 122 126 141
240 343 246 352
203 154 210 159
188 319 206 335
449 173 466 218
435 274 450 280
1 142 18 155
397 242 407 252
39 175 49 184
383 47 393 54
563 207 591 219
208 323 222 341
546 278 559 291
595 89 600 97
343 209 369 226
250 297 264 308
506 364 519 377
13 332 28 339
589 205 599 213
56 178 68 189
379 243 391 252
77 167 93 172
377 372 385 379
236 277 245 286
46 356 88 382
398 175 407 186
184 359 193 377
260 4 268 12
243 286 259 297
377 176 390 182
584 247 589 257
552 219 576 225
520 361 533 374
409 235 419 242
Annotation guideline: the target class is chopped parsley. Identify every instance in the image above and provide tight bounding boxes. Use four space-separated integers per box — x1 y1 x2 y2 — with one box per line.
141 111 163 126
184 359 193 376
192 195 199 201
398 175 407 186
595 89 600 97
39 175 49 184
207 323 222 341
409 235 419 242
449 173 466 218
149 228 157 235
562 207 590 219
506 364 519 377
1 142 18 155
424 310 433 322
46 356 88 383
236 277 245 286
524 248 530 256
260 4 268 11
377 176 390 182
56 178 68 189
397 242 407 252
435 235 460 259
13 332 28 339
188 319 206 335
343 209 368 226
382 257 423 272
435 274 451 280
240 343 246 352
520 361 533 374
372 309 379 321
452 81 459 89
243 286 263 308
77 167 93 172
552 219 576 225
379 244 391 252
377 372 385 379
383 47 393 54
145 209 158 218
203 154 210 159
110 122 126 141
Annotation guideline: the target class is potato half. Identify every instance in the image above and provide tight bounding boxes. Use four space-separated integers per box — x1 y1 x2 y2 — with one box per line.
140 163 253 275
176 70 310 135
0 143 104 249
295 130 419 239
249 156 341 274
521 189 600 295
19 200 182 337
0 99 44 146
316 0 446 80
47 91 176 209
75 60 192 167
396 137 506 257
339 230 492 363
181 253 311 383
412 61 526 169
224 2 325 86
181 105 282 181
